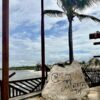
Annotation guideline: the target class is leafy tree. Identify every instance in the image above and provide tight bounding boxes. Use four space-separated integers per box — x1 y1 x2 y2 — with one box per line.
44 0 100 64
34 64 41 71
88 58 100 66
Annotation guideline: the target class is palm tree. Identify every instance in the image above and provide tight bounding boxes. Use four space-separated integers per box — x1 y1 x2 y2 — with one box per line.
44 0 100 64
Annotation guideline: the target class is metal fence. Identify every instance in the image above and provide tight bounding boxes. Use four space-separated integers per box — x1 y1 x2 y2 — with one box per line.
82 68 100 87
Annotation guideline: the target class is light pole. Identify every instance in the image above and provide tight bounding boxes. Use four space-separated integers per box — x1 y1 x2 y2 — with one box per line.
41 0 46 89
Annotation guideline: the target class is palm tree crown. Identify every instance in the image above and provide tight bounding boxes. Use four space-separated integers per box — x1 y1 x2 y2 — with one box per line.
45 0 100 21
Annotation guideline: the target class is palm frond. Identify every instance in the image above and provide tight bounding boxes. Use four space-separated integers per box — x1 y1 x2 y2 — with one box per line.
57 0 76 11
75 0 99 10
74 12 100 23
44 10 65 17
57 0 99 11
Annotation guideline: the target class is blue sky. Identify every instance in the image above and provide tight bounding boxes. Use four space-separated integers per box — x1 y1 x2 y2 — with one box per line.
0 0 100 67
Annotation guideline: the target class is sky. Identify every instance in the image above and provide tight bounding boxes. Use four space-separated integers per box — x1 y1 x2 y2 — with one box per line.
0 0 100 67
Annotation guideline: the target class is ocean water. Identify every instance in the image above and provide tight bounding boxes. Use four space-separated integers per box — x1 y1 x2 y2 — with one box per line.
0 70 41 81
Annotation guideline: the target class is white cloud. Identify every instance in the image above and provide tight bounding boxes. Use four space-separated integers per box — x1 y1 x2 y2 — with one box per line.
9 33 69 66
0 0 2 32
9 0 41 31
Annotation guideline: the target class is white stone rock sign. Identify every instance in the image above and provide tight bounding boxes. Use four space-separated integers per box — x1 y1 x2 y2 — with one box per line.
42 62 89 100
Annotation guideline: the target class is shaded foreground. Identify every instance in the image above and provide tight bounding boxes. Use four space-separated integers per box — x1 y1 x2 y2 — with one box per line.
27 86 100 100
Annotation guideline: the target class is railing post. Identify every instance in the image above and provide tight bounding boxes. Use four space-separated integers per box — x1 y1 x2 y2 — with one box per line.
41 0 46 89
2 0 9 100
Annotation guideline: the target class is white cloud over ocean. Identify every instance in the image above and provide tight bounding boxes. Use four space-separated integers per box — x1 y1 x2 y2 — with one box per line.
0 0 100 67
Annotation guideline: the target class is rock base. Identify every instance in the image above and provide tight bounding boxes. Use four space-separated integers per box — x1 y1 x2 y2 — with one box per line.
42 62 89 100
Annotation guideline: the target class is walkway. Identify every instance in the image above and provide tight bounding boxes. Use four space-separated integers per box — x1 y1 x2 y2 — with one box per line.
88 86 100 100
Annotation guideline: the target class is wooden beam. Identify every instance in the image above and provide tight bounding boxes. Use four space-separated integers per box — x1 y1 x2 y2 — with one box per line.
94 42 100 45
41 0 45 89
2 0 9 100
9 72 16 79
94 56 100 58
89 33 100 39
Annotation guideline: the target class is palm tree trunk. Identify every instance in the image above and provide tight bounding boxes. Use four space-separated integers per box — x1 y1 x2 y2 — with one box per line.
68 17 74 64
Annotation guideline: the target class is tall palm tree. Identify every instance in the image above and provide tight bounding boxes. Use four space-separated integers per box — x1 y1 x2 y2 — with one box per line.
44 0 100 64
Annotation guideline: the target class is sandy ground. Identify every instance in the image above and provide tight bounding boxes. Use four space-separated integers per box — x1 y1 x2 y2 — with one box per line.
88 86 100 100
27 97 43 100
27 86 100 100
